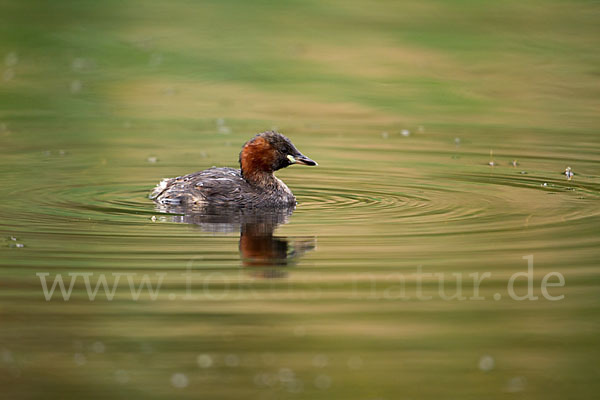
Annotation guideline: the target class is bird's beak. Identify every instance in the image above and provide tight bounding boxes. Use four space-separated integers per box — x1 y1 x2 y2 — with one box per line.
291 154 318 166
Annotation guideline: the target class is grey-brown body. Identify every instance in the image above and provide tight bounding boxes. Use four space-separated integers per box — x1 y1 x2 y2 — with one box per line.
149 167 296 208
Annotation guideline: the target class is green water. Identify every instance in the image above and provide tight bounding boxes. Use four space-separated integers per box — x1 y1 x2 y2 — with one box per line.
1 1 600 399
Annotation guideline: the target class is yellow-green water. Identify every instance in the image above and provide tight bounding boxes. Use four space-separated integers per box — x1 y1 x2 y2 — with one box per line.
1 1 599 399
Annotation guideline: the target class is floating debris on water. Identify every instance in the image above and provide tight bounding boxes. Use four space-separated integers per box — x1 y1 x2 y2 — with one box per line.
511 160 519 167
216 118 231 134
488 150 497 166
564 166 574 180
520 171 527 174
454 137 461 145
478 355 495 372
8 239 25 248
418 125 425 133
401 129 410 137
150 216 157 222
542 182 548 187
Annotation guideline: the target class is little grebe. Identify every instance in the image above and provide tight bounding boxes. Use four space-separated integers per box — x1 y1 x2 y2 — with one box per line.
150 131 317 208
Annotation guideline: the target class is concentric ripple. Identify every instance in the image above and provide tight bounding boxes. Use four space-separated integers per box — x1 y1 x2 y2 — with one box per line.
2 160 599 242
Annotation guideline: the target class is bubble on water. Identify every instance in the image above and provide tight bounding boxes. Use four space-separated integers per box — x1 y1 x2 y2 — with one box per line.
160 86 176 96
149 53 163 67
197 354 213 368
312 354 328 368
285 378 304 393
150 216 157 222
70 80 82 94
542 182 548 187
278 368 294 383
255 372 277 387
454 137 461 145
401 129 410 137
520 171 528 174
314 374 331 389
72 58 86 71
3 68 15 81
58 149 66 156
5 52 18 67
224 354 239 367
146 156 158 163
418 125 425 133
1 348 14 364
293 326 306 337
261 353 275 365
73 353 87 366
505 376 526 393
13 243 25 248
218 125 232 134
478 355 494 371
347 355 363 370
91 341 105 353
140 342 153 354
73 340 84 350
381 131 389 139
253 373 264 387
115 369 129 383
170 373 189 388
216 118 225 127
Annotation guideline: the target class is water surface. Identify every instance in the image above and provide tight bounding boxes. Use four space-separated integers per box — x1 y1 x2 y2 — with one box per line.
1 1 599 399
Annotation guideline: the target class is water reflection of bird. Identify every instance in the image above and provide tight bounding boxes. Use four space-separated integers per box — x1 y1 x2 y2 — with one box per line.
155 204 316 273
